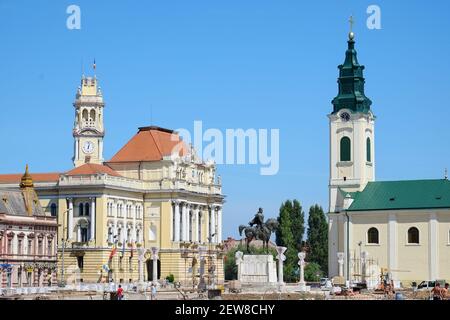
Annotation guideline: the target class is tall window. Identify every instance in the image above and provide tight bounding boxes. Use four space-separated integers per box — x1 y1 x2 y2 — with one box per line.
77 256 84 270
81 228 88 242
366 137 371 162
28 239 33 255
136 229 140 243
79 203 84 216
408 227 419 244
198 212 202 242
47 240 52 256
108 227 113 243
367 227 379 244
38 240 43 255
18 239 23 255
85 203 90 216
7 239 13 254
340 137 351 161
50 203 57 217
189 212 193 242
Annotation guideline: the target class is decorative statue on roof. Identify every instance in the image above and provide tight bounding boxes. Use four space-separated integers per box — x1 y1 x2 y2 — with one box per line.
239 207 279 253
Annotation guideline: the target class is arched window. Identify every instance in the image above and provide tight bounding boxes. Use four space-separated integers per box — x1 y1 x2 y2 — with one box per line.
90 109 96 121
50 203 57 217
366 137 371 162
367 227 379 244
78 203 84 216
85 203 90 216
408 227 419 244
340 137 351 161
82 109 88 121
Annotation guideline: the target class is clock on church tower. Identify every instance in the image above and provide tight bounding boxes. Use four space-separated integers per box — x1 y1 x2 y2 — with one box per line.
72 75 105 167
328 30 376 214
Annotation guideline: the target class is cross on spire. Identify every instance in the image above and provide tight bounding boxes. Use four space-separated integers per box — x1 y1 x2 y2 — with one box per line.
349 15 354 32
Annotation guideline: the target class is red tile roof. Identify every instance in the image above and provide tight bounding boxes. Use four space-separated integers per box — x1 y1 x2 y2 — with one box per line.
65 163 122 177
0 173 60 184
107 126 188 163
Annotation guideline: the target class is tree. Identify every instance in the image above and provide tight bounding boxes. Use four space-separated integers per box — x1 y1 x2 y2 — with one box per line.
306 204 328 274
275 200 305 282
304 262 323 282
291 200 305 250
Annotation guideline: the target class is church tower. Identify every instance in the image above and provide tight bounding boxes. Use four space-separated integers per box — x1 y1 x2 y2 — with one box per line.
72 75 105 167
328 30 375 213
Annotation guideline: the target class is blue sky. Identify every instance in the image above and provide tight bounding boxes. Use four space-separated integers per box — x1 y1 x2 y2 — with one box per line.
1 1 450 239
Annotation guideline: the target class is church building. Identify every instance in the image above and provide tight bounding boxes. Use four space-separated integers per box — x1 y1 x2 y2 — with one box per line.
0 75 225 286
327 30 450 287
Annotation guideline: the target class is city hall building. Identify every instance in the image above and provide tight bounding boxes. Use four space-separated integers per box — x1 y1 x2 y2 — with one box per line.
0 75 225 285
327 31 450 286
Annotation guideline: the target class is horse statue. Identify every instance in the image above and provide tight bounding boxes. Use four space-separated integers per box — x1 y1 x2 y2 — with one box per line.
238 208 279 253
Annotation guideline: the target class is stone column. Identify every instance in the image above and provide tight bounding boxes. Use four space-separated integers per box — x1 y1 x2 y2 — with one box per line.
337 252 345 277
217 206 222 243
151 247 159 284
67 198 73 240
235 251 244 281
276 246 287 286
181 203 187 241
132 205 137 242
298 251 306 289
90 197 96 241
174 201 180 242
77 226 81 242
137 247 146 285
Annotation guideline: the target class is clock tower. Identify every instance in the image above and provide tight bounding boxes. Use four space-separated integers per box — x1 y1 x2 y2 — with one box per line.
328 31 376 213
72 75 105 167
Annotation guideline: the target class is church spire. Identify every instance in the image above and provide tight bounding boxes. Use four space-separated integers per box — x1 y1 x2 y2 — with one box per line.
331 24 372 114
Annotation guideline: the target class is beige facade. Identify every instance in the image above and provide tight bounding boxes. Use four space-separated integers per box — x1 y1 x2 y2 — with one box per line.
0 75 225 287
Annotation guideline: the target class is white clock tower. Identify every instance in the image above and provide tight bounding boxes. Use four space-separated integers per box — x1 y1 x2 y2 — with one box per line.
72 75 105 167
328 31 376 214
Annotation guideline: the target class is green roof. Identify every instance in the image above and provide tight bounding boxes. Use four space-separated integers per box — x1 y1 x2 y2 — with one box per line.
347 179 450 211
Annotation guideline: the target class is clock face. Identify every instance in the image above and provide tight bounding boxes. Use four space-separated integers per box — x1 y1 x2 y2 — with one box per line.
340 112 351 122
82 141 94 154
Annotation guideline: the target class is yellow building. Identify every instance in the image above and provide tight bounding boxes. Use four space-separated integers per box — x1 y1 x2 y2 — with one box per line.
0 75 225 286
327 32 450 287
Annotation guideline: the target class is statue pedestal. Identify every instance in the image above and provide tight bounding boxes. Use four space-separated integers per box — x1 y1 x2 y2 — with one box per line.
237 255 277 284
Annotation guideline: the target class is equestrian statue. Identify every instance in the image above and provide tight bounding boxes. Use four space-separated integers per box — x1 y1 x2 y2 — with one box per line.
238 208 279 253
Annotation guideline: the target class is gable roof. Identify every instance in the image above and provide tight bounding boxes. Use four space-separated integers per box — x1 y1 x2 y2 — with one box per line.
107 126 188 163
347 179 450 212
65 163 122 177
0 173 60 184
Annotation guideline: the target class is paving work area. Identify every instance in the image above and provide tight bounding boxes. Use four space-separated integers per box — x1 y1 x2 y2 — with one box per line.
0 284 439 300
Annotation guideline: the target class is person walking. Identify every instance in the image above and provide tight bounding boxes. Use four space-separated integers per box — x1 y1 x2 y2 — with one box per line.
431 282 443 300
117 284 124 300
151 283 157 300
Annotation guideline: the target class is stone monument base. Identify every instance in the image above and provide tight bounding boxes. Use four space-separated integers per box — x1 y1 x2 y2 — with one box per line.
237 254 277 284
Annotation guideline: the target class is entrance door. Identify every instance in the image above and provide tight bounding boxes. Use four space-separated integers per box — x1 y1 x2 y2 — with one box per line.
146 259 161 281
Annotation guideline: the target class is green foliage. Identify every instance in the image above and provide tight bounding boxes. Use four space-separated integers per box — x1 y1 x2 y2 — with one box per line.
275 200 305 282
165 274 175 283
306 205 328 274
224 244 277 280
304 262 323 282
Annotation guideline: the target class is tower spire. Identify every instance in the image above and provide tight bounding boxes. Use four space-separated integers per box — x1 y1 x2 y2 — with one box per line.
331 20 372 115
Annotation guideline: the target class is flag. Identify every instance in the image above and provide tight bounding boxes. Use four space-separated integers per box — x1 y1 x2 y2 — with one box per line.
109 243 117 260
93 59 96 70
121 240 126 257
